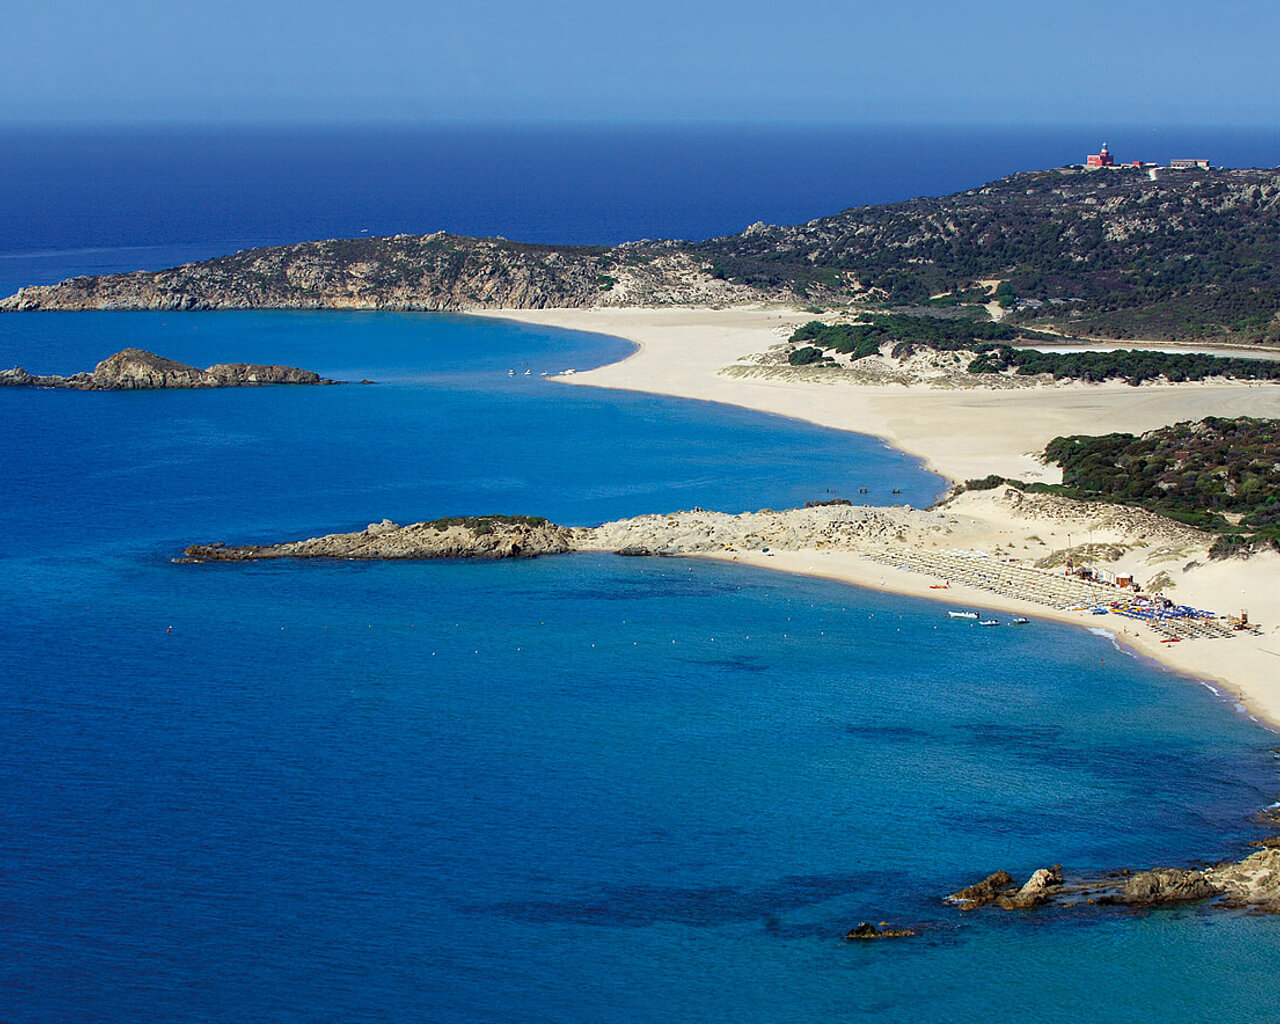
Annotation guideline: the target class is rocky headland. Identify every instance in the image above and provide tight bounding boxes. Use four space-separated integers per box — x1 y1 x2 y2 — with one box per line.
174 485 1272 652
6 167 1280 342
0 235 770 314
186 488 1206 563
0 348 336 389
181 515 575 562
175 488 1230 622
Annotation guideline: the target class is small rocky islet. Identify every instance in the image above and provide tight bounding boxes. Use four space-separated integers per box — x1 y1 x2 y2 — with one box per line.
0 347 337 390
180 515 574 562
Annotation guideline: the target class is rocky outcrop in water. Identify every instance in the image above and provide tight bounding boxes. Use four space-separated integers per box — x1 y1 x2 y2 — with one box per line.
844 922 916 940
996 866 1064 909
0 348 334 389
181 515 575 562
1114 868 1217 906
1206 847 1280 907
945 870 1018 910
945 844 1280 915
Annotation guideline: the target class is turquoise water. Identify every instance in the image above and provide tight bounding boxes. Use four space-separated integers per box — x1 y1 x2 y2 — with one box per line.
0 311 939 555
1 311 1277 1023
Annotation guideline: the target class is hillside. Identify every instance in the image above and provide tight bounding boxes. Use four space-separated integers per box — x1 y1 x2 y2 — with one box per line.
5 166 1280 343
966 417 1280 553
698 166 1280 342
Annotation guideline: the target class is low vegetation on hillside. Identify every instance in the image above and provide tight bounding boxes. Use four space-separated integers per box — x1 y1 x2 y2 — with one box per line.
790 316 1280 384
968 346 1280 384
700 167 1280 343
790 315 1028 359
10 167 1280 343
963 418 1280 556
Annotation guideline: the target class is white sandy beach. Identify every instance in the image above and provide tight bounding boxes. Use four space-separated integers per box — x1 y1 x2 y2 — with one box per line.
479 306 1280 728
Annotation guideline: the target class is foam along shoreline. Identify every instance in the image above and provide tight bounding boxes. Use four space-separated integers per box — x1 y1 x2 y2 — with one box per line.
476 306 1280 729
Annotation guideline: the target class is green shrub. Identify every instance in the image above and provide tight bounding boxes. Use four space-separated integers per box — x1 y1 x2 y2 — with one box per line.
789 345 827 366
1043 418 1280 547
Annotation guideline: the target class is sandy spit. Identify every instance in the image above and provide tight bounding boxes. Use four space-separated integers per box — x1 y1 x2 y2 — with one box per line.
474 306 1280 729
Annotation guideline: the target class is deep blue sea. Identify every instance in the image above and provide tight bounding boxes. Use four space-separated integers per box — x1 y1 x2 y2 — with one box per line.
2 125 1279 1023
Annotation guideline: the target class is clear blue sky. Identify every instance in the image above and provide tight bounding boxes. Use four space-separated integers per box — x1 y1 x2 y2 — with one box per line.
5 0 1278 124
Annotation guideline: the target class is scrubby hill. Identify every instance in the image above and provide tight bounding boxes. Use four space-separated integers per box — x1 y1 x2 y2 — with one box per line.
966 417 1280 553
696 167 1280 342
6 166 1280 343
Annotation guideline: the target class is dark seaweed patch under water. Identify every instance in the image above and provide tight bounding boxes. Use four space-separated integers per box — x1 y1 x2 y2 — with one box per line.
476 872 881 927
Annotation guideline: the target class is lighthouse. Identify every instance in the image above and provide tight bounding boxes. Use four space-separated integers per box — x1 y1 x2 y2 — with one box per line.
1086 143 1114 168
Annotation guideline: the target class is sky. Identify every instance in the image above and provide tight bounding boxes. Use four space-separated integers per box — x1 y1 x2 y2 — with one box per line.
4 0 1279 124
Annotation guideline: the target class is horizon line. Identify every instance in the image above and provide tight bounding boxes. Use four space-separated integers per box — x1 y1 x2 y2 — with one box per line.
0 115 1277 131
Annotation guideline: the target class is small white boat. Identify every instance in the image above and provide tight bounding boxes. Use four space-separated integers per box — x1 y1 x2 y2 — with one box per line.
524 369 532 375
948 611 979 620
507 369 515 376
979 619 1000 627
1010 617 1029 625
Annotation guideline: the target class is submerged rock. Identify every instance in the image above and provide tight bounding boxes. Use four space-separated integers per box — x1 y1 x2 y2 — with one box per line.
844 922 916 940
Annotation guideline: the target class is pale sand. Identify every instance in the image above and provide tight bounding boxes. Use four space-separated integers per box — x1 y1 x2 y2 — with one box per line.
490 307 1280 484
475 306 1280 727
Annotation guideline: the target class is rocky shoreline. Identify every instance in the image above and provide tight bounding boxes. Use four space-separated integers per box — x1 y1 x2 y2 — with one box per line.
176 490 1243 645
180 515 574 562
0 234 773 313
946 837 1280 914
848 809 1280 941
0 348 337 390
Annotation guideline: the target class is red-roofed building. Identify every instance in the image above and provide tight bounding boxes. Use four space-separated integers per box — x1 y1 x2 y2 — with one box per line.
1086 143 1114 168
